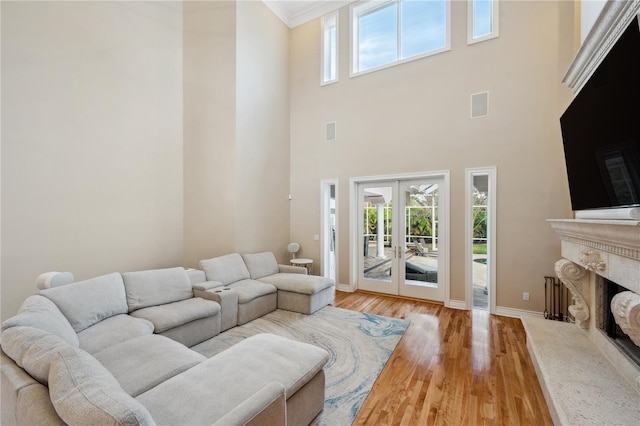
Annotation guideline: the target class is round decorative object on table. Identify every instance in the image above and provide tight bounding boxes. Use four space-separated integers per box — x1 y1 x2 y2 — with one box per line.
290 258 313 275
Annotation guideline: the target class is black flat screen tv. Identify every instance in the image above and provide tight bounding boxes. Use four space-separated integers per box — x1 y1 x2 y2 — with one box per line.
559 16 640 211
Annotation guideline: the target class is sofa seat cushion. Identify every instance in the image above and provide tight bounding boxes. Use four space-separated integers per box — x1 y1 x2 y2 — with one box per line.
136 333 328 425
241 252 280 280
48 346 155 426
0 326 73 385
1 295 79 347
199 253 250 286
93 335 206 397
130 298 220 333
258 273 334 295
40 273 128 333
122 267 193 312
229 279 277 304
77 314 154 354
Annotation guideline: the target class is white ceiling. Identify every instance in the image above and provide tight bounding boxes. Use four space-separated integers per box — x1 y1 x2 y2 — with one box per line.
263 0 354 28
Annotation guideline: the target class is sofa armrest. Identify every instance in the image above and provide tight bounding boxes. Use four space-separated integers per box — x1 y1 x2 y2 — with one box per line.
192 281 224 291
278 264 307 275
212 382 285 426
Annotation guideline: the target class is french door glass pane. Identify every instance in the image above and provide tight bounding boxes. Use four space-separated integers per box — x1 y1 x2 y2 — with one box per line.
362 186 393 283
404 183 439 287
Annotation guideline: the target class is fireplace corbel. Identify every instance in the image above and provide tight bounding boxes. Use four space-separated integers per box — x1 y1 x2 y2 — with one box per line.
555 258 590 328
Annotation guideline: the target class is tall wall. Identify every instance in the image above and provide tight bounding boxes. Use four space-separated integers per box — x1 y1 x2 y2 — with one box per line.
235 1 290 260
183 0 290 266
183 1 237 267
1 1 184 320
289 0 577 311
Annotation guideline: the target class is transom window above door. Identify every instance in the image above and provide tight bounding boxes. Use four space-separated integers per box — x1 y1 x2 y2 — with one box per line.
350 0 450 76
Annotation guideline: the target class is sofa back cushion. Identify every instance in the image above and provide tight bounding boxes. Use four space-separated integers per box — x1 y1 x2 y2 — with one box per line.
1 295 79 347
40 273 128 333
48 346 156 426
241 252 279 280
1 326 73 385
122 267 193 312
199 253 250 286
186 269 207 285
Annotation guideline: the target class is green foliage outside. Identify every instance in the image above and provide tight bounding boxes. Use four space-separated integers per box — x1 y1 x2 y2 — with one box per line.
473 244 487 255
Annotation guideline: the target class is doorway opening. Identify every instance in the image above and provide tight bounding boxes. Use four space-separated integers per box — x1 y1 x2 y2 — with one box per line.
321 180 337 284
466 167 496 312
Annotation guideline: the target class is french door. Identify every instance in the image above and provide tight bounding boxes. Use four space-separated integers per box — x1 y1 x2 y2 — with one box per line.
357 176 447 302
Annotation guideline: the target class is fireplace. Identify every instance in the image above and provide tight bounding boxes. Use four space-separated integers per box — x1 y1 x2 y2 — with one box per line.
548 218 640 393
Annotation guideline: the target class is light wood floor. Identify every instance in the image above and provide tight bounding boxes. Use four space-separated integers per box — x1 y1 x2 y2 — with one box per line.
333 291 552 426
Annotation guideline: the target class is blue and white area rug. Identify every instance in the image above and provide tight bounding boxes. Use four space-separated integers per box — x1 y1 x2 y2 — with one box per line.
192 306 409 425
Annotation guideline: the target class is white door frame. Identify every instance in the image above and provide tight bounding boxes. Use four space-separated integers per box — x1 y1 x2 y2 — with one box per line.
465 166 497 313
350 170 450 307
320 179 338 285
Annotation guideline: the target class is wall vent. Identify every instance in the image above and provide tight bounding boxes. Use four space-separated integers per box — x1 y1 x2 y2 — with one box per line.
471 92 489 118
326 122 336 141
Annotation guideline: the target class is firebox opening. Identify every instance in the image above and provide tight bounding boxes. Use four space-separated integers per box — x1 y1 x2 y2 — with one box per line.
604 279 640 367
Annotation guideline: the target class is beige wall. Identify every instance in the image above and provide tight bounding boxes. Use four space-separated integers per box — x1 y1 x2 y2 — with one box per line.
183 1 290 267
289 1 577 311
235 1 290 261
1 1 184 320
183 1 237 267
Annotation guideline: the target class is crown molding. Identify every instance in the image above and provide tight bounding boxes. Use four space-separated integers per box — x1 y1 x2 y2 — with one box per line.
263 1 353 28
563 0 640 94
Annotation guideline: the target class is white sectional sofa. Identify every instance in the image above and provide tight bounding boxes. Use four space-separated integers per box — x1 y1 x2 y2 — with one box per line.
0 252 335 426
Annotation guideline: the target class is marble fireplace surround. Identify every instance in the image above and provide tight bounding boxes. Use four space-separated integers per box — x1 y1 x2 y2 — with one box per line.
521 220 640 425
549 219 640 380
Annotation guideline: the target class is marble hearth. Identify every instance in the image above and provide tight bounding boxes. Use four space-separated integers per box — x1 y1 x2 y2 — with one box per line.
522 219 640 425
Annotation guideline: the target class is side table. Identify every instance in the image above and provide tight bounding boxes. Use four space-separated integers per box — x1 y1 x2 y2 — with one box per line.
290 258 313 275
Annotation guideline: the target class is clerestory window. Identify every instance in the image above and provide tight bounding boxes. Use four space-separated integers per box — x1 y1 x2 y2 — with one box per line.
321 12 339 85
468 0 499 44
350 0 450 77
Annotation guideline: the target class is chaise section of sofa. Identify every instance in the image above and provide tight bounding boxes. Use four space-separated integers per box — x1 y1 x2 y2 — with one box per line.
199 253 278 325
137 333 329 426
242 252 335 314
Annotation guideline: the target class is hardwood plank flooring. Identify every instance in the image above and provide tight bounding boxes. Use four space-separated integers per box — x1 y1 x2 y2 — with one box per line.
333 291 552 425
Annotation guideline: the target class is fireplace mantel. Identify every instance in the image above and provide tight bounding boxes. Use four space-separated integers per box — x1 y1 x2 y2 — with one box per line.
548 219 640 294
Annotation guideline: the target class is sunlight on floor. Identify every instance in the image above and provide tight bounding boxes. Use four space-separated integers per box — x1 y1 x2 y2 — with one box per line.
471 309 490 373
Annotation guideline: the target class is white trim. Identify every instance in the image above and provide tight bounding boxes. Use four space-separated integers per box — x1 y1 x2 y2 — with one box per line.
495 306 544 319
321 11 340 86
449 299 467 310
263 0 353 29
320 179 339 283
467 0 500 45
465 166 497 314
349 170 450 307
350 0 451 78
337 283 354 292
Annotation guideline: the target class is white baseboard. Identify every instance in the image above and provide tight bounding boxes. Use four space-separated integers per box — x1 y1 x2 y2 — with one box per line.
448 299 467 310
495 306 544 319
336 283 354 292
